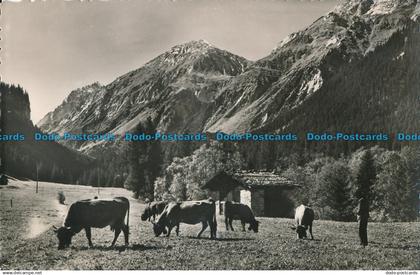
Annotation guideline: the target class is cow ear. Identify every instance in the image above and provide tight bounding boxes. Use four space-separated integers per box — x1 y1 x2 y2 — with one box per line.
290 226 296 231
52 225 58 233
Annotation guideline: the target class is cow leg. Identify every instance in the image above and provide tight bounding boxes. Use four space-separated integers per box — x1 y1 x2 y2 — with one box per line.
229 218 234 231
85 227 93 247
210 221 217 239
166 226 173 237
122 224 129 246
309 223 314 240
241 220 246 232
175 224 180 236
197 222 208 238
111 227 122 247
225 217 229 231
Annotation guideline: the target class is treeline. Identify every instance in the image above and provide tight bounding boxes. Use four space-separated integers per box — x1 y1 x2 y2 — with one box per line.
283 145 419 222
154 142 242 201
150 141 419 222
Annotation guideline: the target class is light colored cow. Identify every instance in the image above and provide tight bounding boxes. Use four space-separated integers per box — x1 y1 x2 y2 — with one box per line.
291 204 314 239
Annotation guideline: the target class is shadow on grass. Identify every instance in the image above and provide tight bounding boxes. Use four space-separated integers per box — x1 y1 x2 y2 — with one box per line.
75 243 163 252
185 236 254 241
215 237 254 242
296 238 321 242
128 243 163 251
0 185 19 189
369 241 419 250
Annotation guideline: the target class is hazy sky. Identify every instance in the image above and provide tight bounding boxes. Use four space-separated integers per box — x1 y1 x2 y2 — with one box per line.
1 0 338 123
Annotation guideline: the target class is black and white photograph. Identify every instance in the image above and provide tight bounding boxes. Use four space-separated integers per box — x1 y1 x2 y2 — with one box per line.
0 0 419 272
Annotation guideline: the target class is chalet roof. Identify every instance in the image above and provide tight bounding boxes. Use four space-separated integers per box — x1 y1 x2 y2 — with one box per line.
203 170 300 191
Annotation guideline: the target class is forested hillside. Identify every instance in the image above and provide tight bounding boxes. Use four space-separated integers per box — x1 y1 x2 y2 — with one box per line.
0 83 93 184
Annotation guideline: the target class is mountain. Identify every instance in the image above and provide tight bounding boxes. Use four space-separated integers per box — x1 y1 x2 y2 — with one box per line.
207 0 419 133
0 83 93 183
38 0 419 155
38 40 250 151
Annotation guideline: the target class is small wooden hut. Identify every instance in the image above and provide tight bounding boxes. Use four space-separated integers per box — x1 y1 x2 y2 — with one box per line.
203 171 301 217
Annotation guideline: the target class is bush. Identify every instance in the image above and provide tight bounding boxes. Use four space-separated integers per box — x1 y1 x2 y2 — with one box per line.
57 191 66 205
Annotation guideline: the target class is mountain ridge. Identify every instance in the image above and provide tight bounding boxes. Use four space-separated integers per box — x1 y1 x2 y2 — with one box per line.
38 0 419 154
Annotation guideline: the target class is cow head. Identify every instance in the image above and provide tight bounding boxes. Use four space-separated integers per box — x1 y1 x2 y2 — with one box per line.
141 207 151 221
152 222 168 237
291 225 307 239
248 220 260 233
53 226 75 249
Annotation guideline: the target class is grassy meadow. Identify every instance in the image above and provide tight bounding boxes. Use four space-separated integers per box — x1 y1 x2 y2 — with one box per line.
0 180 418 270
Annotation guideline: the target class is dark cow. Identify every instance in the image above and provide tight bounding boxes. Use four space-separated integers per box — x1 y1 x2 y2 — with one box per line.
53 197 130 249
153 199 217 239
224 201 260 233
291 204 314 239
141 201 167 222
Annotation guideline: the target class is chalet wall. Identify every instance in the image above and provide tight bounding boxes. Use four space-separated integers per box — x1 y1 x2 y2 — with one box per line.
251 189 265 216
240 189 268 216
240 189 251 207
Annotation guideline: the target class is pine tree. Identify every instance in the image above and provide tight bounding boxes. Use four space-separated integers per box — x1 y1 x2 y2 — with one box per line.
125 122 146 198
124 117 163 200
143 116 162 200
376 152 416 221
354 150 376 201
318 161 354 221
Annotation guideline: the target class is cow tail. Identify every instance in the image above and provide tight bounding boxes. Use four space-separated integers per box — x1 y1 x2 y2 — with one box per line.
212 200 217 237
126 199 130 231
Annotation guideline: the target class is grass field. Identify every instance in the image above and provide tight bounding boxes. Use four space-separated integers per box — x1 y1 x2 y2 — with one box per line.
0 179 419 270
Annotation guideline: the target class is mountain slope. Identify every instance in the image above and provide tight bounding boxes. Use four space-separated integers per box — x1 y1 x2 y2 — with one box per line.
207 0 419 133
1 83 93 183
39 40 250 151
38 0 419 154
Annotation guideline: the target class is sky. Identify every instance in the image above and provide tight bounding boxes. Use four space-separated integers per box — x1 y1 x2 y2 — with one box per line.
1 0 338 123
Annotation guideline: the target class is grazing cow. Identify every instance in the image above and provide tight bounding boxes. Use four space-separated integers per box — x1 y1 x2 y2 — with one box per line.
291 204 314 239
153 199 217 239
224 201 260 233
53 197 130 249
141 201 167 222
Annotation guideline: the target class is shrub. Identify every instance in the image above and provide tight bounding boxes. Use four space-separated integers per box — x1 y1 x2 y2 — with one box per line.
57 191 66 205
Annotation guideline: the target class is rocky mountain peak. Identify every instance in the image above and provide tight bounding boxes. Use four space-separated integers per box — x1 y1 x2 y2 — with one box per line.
37 82 105 133
169 40 214 54
157 40 216 66
65 82 102 102
334 0 417 16
139 39 250 77
333 0 374 16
